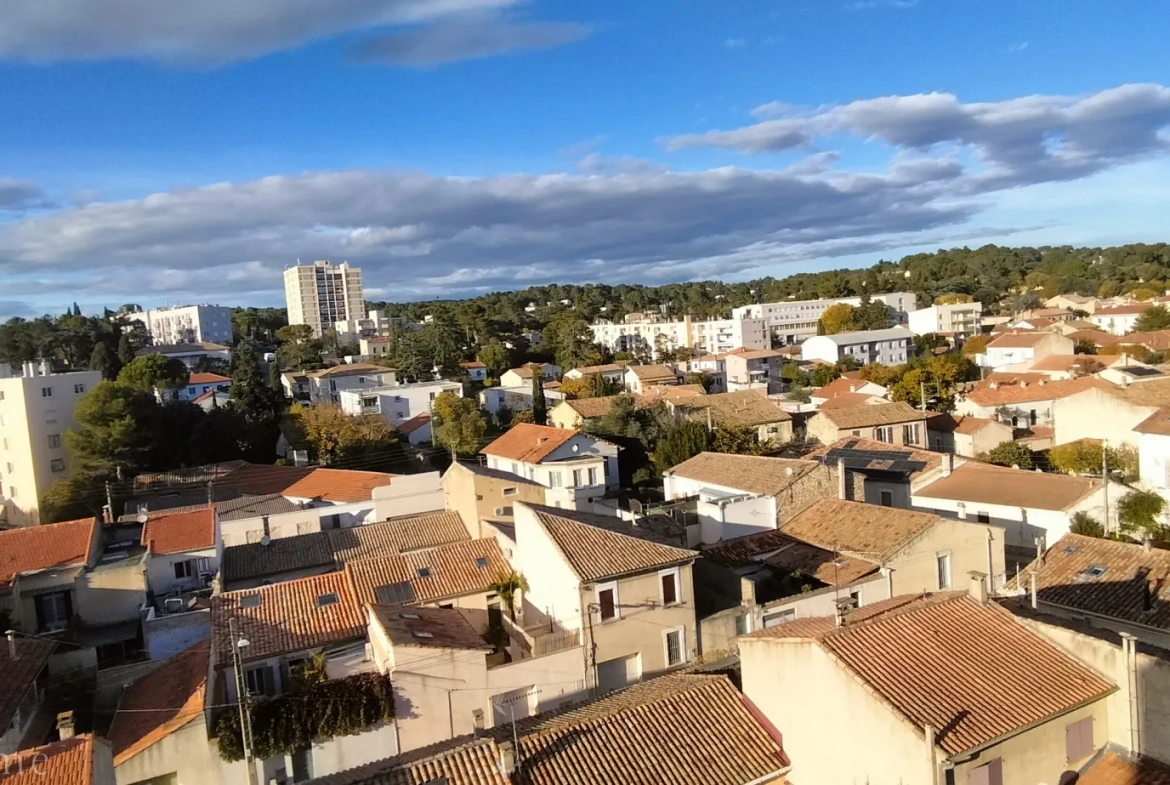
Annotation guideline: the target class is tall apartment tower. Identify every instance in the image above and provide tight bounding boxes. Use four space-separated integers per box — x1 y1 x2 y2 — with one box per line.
283 261 366 337
0 363 103 526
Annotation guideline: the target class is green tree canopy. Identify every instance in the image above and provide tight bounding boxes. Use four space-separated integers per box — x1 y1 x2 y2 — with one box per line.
653 420 711 473
531 368 548 426
117 354 190 393
817 304 855 335
985 440 1033 469
432 391 486 456
1135 305 1170 332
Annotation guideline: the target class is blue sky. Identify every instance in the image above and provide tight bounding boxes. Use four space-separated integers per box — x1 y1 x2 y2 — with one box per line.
1 0 1169 318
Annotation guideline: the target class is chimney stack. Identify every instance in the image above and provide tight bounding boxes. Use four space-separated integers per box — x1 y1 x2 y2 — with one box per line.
6 630 16 660
56 710 75 740
1144 533 1153 553
967 571 988 605
942 453 954 477
834 595 858 627
956 502 967 521
497 741 517 776
837 458 847 500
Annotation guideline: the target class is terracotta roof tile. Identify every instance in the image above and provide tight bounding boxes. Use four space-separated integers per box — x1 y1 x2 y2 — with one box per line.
815 376 886 400
1096 378 1170 406
212 572 366 662
215 463 315 495
0 735 108 785
481 423 578 463
328 511 470 561
308 363 392 379
963 376 1107 406
0 638 56 732
1067 329 1123 346
678 390 792 428
0 518 96 587
819 392 885 409
974 372 1049 388
627 364 678 380
1134 407 1170 435
814 400 924 429
306 737 510 785
216 493 303 521
781 499 940 562
344 538 509 606
570 363 624 375
507 363 552 379
666 452 818 496
702 528 878 586
1096 303 1153 315
560 395 626 419
745 593 1116 756
1028 354 1112 372
109 641 208 765
221 532 335 583
526 504 695 582
141 507 216 554
369 605 493 651
282 468 395 503
987 331 1058 348
915 462 1100 511
187 372 230 384
460 361 486 369
639 384 706 404
1078 751 1170 785
397 412 430 435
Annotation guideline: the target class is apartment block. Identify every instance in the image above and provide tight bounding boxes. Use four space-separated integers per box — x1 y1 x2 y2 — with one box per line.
0 363 102 526
906 301 983 339
732 291 917 344
800 326 914 366
590 315 768 360
129 304 234 346
283 260 365 338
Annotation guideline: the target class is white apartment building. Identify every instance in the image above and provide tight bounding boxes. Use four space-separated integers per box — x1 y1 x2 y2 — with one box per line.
590 315 768 360
338 380 463 426
129 304 234 346
283 260 365 338
732 292 917 344
334 310 411 343
1090 303 1151 335
0 363 102 526
800 327 914 366
907 301 983 339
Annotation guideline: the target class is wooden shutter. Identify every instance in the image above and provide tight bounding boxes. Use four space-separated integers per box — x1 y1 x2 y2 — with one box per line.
967 758 1000 785
1066 717 1094 761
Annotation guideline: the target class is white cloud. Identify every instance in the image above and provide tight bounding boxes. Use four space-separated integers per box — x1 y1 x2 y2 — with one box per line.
0 178 51 211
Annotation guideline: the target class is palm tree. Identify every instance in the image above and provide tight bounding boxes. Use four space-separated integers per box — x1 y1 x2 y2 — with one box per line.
490 570 529 621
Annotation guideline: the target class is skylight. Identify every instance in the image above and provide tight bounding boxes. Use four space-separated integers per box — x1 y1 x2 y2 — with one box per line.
417 567 433 578
316 592 340 608
413 631 434 638
1064 545 1079 555
1083 564 1107 578
401 612 420 619
240 594 261 609
475 557 489 569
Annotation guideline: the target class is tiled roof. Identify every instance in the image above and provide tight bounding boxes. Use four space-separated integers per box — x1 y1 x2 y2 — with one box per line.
819 392 884 409
560 395 625 419
1067 329 1123 346
527 504 695 582
1134 407 1170 436
666 452 818 496
963 376 1106 406
639 383 706 404
950 415 1003 435
308 363 392 379
460 360 486 368
448 462 543 487
812 327 912 346
0 638 56 732
915 461 1100 511
0 517 96 587
0 735 108 785
986 331 1056 348
397 412 430 436
975 372 1049 388
216 463 315 495
627 363 678 380
1096 303 1153 315
815 376 885 399
481 423 578 463
212 572 366 662
369 605 493 651
216 493 302 522
703 528 878 586
1028 354 1113 372
746 593 1115 756
1120 330 1170 351
1097 378 1170 407
507 363 551 379
141 507 216 554
678 390 792 428
805 437 943 482
815 401 924 428
571 363 624 375
139 342 230 355
515 674 790 785
328 511 470 561
1078 751 1170 785
221 532 334 583
304 737 509 785
1013 534 1170 630
345 538 510 606
187 372 230 384
781 499 940 562
192 389 231 405
282 468 395 503
109 641 208 765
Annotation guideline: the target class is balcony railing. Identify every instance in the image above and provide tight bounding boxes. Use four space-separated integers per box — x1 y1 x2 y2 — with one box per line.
500 614 580 659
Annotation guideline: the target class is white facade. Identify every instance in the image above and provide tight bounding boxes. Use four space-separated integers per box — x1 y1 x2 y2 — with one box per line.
483 433 619 510
1139 430 1170 504
732 292 917 344
800 327 914 366
479 386 564 419
284 261 365 338
130 304 234 346
308 366 397 404
333 310 408 343
338 381 462 427
590 316 768 360
1091 307 1148 335
907 302 983 338
0 364 102 526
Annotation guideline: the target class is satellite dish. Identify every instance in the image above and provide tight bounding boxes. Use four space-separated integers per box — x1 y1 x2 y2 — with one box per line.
572 444 580 453
260 535 271 547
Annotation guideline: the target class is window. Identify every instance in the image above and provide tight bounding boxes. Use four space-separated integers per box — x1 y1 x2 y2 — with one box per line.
875 426 894 443
73 384 86 395
937 552 952 589
511 462 519 475
880 490 893 507
976 512 990 524
8 486 16 498
572 469 582 487
1066 717 1094 762
503 487 517 497
316 592 340 607
1029 409 1037 426
47 434 61 449
596 582 618 621
174 560 194 579
41 387 52 398
664 629 685 667
763 609 796 628
660 568 680 606
902 423 920 444
5 462 13 474
244 666 272 697
50 458 65 473
735 613 749 636
36 591 70 632
549 471 563 488
588 467 599 485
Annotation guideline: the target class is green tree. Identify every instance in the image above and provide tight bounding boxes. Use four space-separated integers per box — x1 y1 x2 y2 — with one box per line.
423 308 465 376
961 335 989 356
531 368 548 426
117 333 137 366
477 342 510 378
231 339 280 424
1073 339 1098 355
985 440 1034 469
817 304 855 335
65 382 155 476
89 342 121 381
1118 489 1167 540
117 354 190 393
851 294 890 330
810 364 841 388
653 421 711 473
275 324 324 370
558 376 594 400
1069 511 1104 538
1134 305 1170 332
488 569 529 621
712 426 765 455
299 405 398 464
432 391 486 456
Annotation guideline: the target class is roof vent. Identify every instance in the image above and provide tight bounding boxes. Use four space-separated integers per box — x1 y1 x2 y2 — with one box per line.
240 594 261 609
1063 545 1078 555
316 592 340 608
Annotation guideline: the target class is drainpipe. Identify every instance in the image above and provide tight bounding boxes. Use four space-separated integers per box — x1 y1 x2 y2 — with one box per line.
925 724 939 785
883 566 894 599
837 459 847 501
986 530 995 595
1120 632 1141 756
1029 572 1038 610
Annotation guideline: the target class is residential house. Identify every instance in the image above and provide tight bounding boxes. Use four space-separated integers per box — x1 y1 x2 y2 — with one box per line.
739 590 1117 785
805 401 928 447
805 437 948 509
1027 353 1128 380
192 389 232 411
338 380 462 427
954 375 1105 428
733 291 916 345
169 372 230 403
1077 753 1170 785
563 363 626 386
478 384 563 421
1098 362 1170 386
1135 407 1170 503
912 460 1128 555
1066 328 1124 349
623 364 680 393
512 503 698 693
1053 378 1170 449
809 376 888 405
480 424 619 510
3 734 116 785
0 637 56 754
397 412 432 446
907 301 983 339
306 363 397 405
1092 302 1153 335
590 315 769 359
925 413 1014 456
460 360 488 381
799 327 913 366
136 342 231 370
1045 293 1098 312
816 391 886 409
138 507 218 659
441 461 545 543
500 363 560 388
676 390 793 445
978 331 1075 370
723 348 788 393
548 395 625 430
280 371 310 401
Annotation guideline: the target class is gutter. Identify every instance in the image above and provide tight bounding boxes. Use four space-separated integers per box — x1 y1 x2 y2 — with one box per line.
741 767 791 785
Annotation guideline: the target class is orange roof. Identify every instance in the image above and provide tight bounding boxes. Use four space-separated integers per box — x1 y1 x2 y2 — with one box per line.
460 361 486 368
397 412 431 436
815 376 885 399
212 572 366 662
1095 303 1152 315
345 537 510 606
1135 407 1170 436
141 507 216 555
915 461 1101 511
0 517 96 587
1077 750 1170 785
282 468 395 502
986 331 1055 348
1066 329 1122 345
819 392 884 409
187 372 230 384
963 376 1106 407
0 735 109 785
1027 354 1111 372
109 641 208 765
951 415 1003 435
481 423 578 463
0 638 57 732
781 500 940 562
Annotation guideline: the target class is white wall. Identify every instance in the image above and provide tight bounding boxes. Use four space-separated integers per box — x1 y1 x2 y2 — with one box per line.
696 494 778 544
512 504 584 631
1140 431 1170 502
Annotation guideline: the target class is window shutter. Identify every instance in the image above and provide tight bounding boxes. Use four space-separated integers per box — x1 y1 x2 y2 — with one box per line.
987 758 1002 785
34 594 45 632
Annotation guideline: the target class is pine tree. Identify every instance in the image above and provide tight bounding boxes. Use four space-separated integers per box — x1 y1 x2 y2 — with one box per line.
89 342 121 381
531 367 547 426
117 333 136 366
230 339 275 424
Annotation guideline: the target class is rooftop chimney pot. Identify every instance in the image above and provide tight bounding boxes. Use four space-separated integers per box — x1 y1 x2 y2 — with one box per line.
56 710 74 740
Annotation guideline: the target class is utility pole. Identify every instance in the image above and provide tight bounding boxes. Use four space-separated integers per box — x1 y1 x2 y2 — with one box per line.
229 619 259 785
105 481 114 519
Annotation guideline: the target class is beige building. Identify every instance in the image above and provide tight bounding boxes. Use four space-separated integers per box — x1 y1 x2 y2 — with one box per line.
806 400 928 447
926 413 1014 456
512 503 698 694
739 590 1118 785
0 364 102 526
442 461 546 543
1054 378 1170 449
283 260 365 338
676 390 793 445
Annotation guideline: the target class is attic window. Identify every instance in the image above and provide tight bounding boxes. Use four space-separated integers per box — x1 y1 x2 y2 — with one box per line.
1063 545 1079 555
316 592 340 608
417 567 433 578
1083 564 1107 579
413 631 434 639
475 557 489 569
240 594 261 609
401 612 420 619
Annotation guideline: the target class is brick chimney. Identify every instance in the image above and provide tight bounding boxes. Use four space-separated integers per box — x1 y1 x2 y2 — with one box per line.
967 571 988 605
56 710 75 740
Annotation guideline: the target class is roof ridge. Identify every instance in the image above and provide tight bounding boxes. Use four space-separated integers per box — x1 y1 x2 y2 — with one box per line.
819 591 969 637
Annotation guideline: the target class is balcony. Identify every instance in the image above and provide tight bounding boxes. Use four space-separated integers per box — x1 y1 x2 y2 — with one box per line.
491 614 581 667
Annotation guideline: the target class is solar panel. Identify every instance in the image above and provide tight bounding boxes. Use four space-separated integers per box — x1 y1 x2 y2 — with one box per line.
240 594 261 609
820 445 928 477
376 582 416 605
